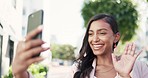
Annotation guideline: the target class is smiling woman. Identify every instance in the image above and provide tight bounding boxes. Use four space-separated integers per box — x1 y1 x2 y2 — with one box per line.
71 14 148 78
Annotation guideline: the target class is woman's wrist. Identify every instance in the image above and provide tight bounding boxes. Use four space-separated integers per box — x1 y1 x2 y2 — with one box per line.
13 71 29 78
120 76 131 78
117 72 131 78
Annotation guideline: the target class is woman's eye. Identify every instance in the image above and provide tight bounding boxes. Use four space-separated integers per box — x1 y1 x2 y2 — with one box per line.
100 33 106 34
88 33 93 36
99 32 106 35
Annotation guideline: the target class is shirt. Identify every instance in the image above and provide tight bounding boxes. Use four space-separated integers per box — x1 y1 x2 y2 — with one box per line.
67 59 148 78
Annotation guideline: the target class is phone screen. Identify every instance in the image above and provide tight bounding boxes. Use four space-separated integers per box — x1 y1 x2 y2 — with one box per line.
27 10 44 39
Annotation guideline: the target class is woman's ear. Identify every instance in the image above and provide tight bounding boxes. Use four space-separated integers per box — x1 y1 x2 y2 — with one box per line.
114 32 120 43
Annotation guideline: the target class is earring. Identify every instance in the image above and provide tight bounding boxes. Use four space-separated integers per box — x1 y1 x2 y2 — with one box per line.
114 43 117 48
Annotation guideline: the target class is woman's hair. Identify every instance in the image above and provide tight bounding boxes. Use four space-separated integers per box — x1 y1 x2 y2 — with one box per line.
73 13 119 78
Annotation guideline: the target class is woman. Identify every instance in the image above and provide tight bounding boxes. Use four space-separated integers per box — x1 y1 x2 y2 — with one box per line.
69 14 148 78
12 14 148 78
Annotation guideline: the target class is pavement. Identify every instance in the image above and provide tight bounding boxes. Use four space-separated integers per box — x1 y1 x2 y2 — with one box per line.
47 65 71 78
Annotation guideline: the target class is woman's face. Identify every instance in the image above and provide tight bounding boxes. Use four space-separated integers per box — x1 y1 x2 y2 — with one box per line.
88 20 117 56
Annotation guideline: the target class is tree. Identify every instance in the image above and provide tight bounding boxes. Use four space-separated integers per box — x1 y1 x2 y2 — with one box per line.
81 0 138 43
50 43 76 60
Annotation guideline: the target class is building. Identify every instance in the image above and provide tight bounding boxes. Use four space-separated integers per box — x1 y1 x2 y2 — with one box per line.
0 0 23 76
0 0 51 76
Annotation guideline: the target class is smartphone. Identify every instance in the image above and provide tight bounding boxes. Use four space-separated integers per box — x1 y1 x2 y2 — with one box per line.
27 10 44 40
27 10 44 57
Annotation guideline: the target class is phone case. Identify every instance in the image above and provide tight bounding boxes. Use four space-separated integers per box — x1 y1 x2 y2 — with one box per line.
27 10 44 39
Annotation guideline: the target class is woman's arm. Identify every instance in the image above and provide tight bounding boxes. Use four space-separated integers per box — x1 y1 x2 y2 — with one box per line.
12 26 49 78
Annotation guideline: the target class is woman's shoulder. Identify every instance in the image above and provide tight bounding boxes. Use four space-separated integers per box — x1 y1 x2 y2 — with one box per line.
71 62 79 71
133 60 148 71
64 62 79 78
134 60 148 68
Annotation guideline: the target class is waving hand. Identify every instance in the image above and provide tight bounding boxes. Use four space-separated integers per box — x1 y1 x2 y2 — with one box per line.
112 43 142 77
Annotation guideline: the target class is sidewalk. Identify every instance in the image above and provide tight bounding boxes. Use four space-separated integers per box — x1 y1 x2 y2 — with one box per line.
47 66 71 78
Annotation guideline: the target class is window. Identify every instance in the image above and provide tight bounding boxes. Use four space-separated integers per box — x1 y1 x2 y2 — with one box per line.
0 23 2 28
0 23 3 77
11 0 16 8
8 38 14 65
0 35 2 76
6 36 14 66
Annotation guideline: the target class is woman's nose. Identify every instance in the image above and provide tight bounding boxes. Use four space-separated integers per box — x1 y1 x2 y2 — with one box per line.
93 34 100 42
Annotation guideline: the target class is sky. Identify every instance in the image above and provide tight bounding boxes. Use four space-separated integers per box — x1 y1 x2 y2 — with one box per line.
48 0 85 47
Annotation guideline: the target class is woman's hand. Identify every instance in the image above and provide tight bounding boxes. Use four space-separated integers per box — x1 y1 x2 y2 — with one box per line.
112 43 142 77
12 26 49 78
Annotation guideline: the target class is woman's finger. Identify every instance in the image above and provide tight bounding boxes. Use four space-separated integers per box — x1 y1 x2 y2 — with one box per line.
25 26 43 41
23 46 49 59
123 43 129 55
16 41 25 53
130 43 136 56
24 39 45 51
16 39 45 54
26 57 44 66
127 43 132 55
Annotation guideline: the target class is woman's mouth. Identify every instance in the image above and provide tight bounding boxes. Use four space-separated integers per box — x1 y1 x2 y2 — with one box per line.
92 44 103 50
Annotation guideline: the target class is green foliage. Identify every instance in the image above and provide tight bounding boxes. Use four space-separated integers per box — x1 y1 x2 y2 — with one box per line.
2 64 48 78
51 43 76 60
28 64 48 78
2 66 13 78
81 0 138 43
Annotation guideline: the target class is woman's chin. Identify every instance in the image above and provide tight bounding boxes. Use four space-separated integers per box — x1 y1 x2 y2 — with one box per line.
93 50 105 56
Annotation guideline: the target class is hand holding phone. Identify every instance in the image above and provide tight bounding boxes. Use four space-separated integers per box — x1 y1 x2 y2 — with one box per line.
27 10 44 57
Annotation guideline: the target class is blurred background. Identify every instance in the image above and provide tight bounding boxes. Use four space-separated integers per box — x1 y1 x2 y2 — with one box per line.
0 0 148 78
